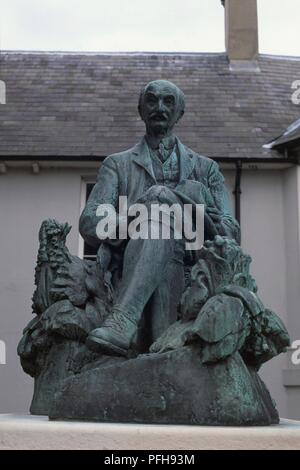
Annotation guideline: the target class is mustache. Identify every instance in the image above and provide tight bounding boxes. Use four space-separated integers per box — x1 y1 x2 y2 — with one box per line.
150 112 168 120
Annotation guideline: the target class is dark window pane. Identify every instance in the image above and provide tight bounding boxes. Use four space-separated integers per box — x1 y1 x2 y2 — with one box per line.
84 182 97 259
86 183 95 201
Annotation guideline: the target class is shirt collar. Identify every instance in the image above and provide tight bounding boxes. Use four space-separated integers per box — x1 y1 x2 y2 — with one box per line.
144 134 177 151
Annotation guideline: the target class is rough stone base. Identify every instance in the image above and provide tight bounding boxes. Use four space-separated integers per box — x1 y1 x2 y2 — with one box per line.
50 346 279 426
1 414 300 450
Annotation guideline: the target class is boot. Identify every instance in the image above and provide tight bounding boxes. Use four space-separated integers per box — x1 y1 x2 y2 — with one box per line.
86 308 138 356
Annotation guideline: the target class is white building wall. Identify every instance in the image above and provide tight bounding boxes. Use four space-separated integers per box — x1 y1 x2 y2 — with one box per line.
231 169 288 418
0 164 299 418
0 167 84 413
281 166 300 418
223 166 300 419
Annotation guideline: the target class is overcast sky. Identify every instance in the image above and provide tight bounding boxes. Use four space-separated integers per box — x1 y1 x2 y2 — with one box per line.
0 0 299 56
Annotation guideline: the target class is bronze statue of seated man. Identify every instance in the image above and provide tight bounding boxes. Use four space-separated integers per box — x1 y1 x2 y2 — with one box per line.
17 81 289 425
79 80 240 356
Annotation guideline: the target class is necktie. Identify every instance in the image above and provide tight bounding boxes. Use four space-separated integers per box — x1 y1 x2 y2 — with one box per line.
158 142 171 162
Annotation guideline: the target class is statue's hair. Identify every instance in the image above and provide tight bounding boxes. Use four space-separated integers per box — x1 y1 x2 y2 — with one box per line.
138 80 185 115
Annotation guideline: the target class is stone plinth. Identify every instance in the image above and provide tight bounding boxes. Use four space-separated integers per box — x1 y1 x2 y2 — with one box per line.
0 414 300 450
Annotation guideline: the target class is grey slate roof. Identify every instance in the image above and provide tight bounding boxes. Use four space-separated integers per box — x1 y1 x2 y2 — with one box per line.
0 51 300 160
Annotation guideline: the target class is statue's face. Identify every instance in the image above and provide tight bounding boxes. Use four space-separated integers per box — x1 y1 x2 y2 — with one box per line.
139 81 183 136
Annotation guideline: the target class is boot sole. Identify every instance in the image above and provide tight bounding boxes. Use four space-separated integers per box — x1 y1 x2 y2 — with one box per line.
86 334 128 357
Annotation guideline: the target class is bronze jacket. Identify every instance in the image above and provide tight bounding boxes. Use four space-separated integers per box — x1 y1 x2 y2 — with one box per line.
79 137 240 248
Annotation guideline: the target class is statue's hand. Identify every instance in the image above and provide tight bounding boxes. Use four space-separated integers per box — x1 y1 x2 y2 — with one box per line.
137 185 180 206
174 180 214 206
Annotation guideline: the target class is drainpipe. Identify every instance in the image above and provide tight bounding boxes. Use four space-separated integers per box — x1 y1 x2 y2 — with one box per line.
233 160 242 226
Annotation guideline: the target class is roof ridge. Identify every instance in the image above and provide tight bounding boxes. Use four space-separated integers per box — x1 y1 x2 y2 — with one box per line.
1 51 300 61
259 53 300 61
0 50 226 57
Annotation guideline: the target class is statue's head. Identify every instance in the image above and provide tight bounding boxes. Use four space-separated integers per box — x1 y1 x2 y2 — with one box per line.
138 80 185 137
